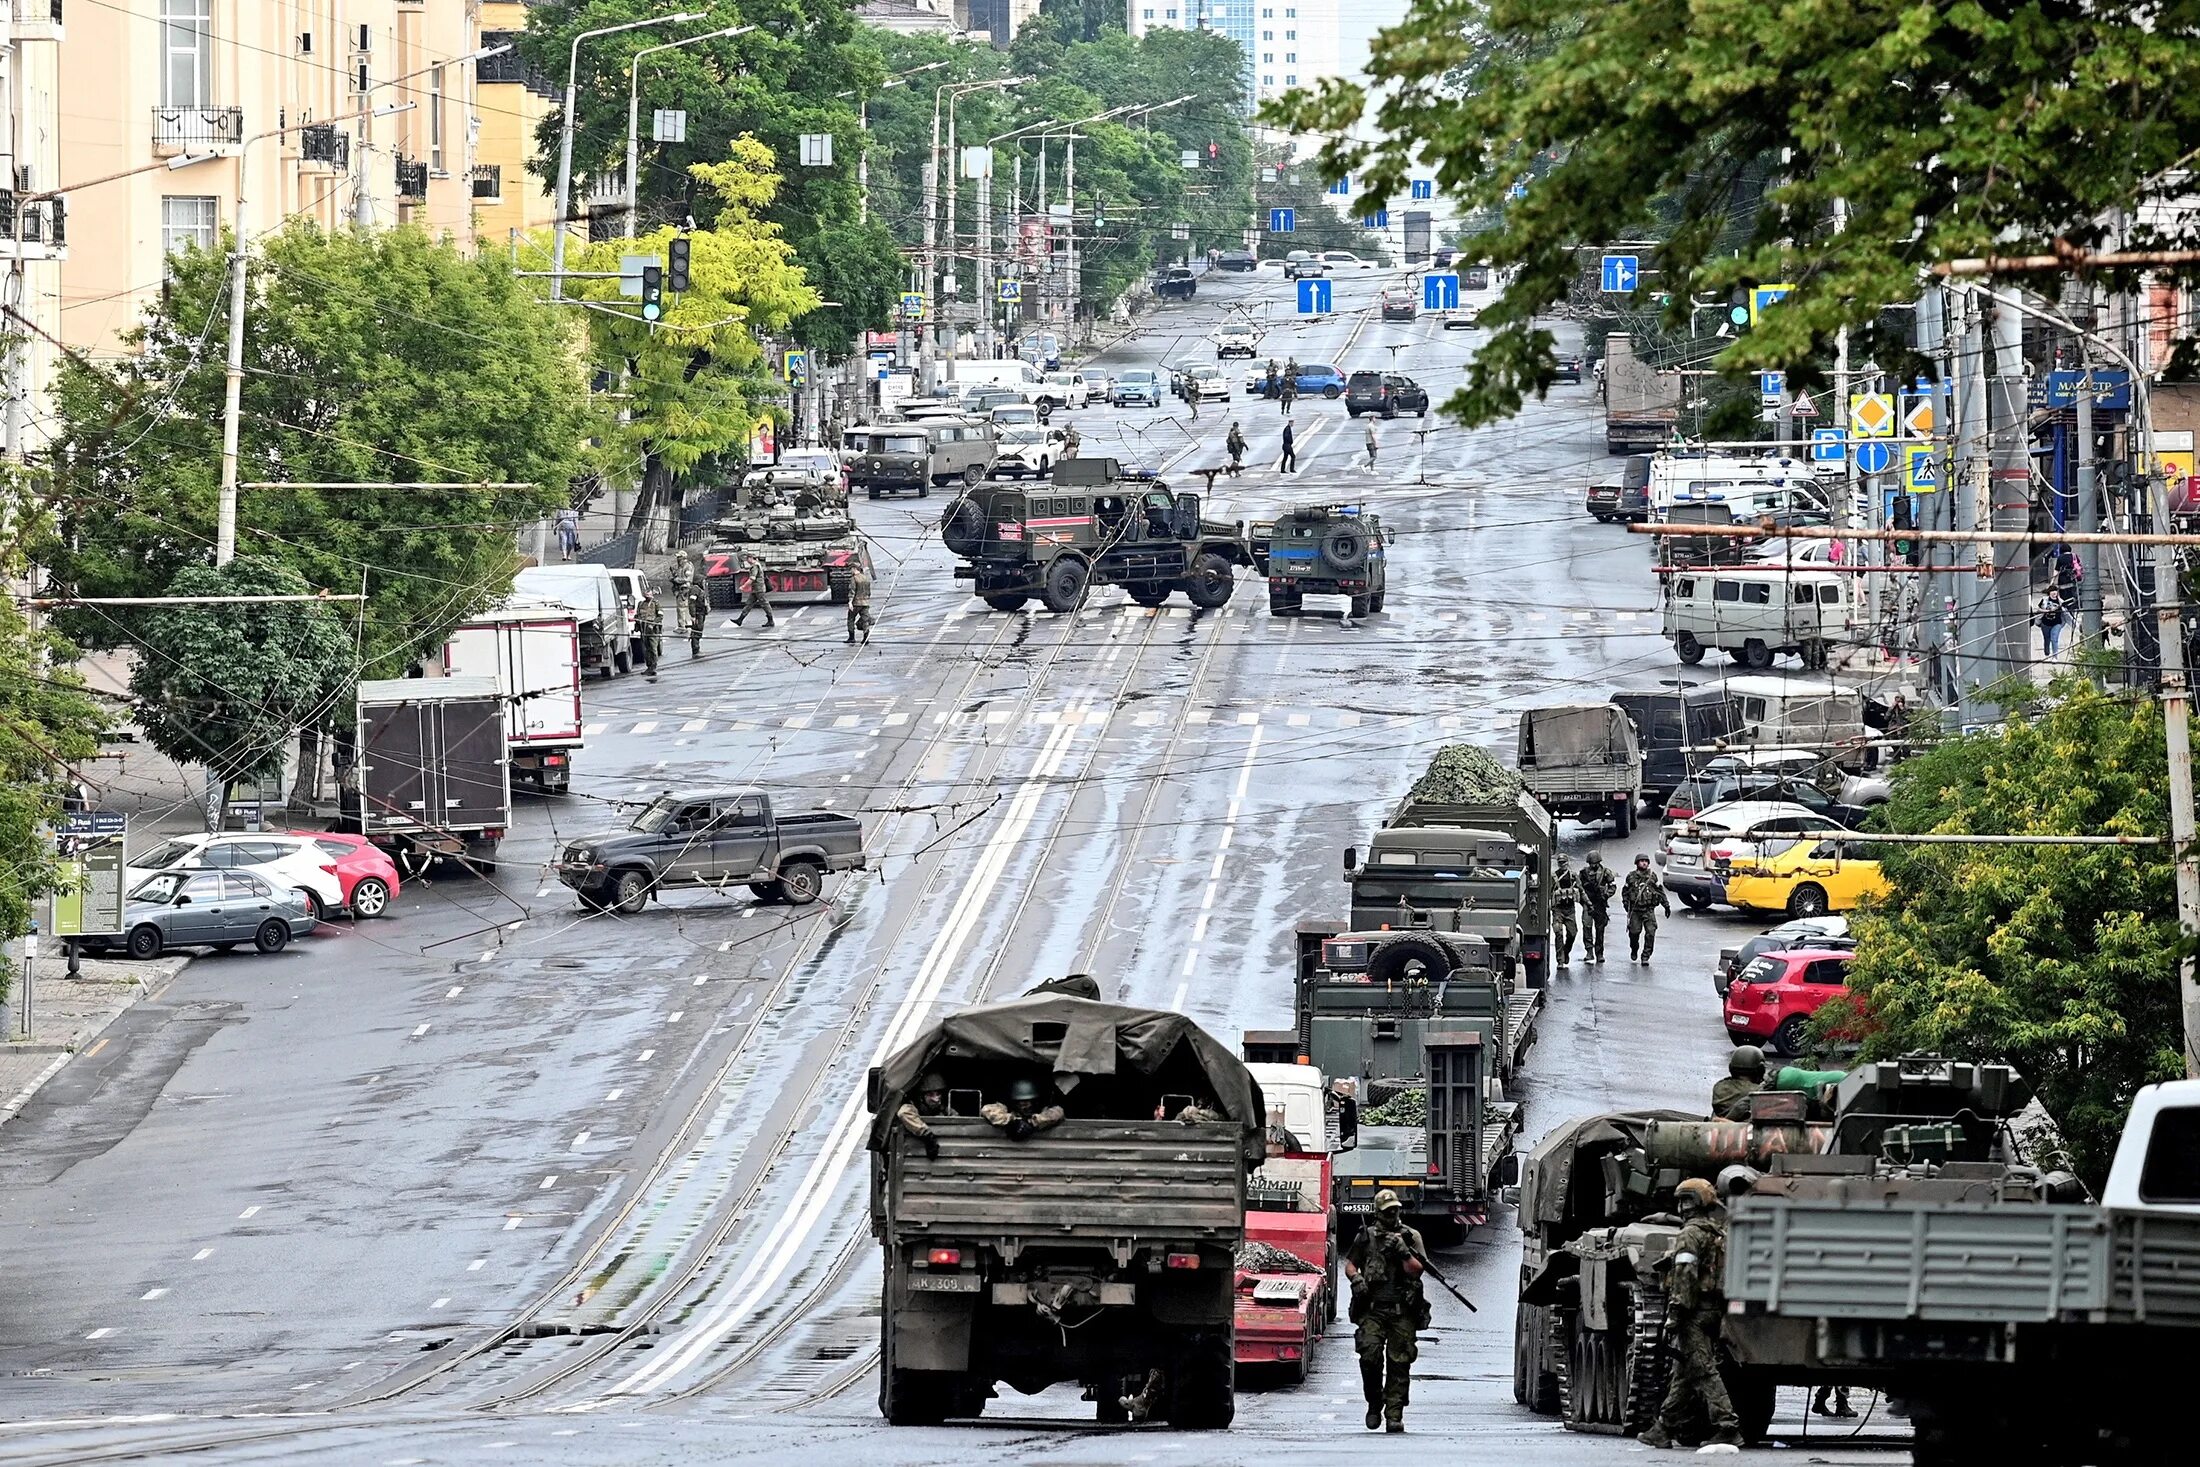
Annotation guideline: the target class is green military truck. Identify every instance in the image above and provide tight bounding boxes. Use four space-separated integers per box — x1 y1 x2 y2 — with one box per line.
939 457 1254 612
1249 504 1388 617
1345 792 1557 987
867 991 1265 1428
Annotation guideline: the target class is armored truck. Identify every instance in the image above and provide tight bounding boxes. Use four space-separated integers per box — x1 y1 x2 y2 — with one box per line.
867 991 1264 1427
1249 505 1388 617
1345 793 1556 987
940 456 1254 612
1516 703 1644 835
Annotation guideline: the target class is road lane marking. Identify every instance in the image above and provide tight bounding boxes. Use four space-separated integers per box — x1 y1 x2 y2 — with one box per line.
1171 983 1188 1010
445 986 463 999
238 1206 260 1219
469 1260 486 1272
430 1299 450 1310
664 1011 684 1024
572 1131 592 1149
84 1038 108 1058
631 721 659 735
140 1288 167 1300
682 719 708 732
539 1176 558 1189
636 1049 655 1062
606 1088 624 1102
692 974 708 986
503 1217 522 1231
412 1023 431 1038
86 1328 114 1339
192 1249 213 1261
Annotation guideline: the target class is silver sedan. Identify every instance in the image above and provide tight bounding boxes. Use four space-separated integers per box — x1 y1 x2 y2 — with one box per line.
90 867 319 960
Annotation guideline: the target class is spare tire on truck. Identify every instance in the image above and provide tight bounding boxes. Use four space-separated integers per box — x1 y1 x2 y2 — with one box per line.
1320 526 1369 573
1366 935 1454 985
942 496 988 559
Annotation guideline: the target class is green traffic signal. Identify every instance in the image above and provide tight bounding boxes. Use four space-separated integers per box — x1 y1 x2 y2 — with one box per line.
641 264 663 323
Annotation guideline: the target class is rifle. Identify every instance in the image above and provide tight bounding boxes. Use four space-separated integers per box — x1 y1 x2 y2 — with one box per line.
1370 1226 1479 1314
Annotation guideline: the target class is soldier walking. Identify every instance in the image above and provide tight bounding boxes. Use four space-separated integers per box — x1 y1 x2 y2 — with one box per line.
1345 1189 1428 1433
1263 358 1279 399
1639 1178 1743 1451
732 552 775 629
1061 424 1081 460
1280 420 1298 474
846 562 874 645
895 1072 950 1160
670 548 697 634
1551 854 1580 966
1622 852 1672 962
1280 359 1299 416
1226 421 1247 474
1578 850 1616 963
685 581 707 657
1712 1045 1767 1120
634 592 664 681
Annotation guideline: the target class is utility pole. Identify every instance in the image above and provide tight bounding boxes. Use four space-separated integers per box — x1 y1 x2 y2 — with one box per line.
1918 284 1953 696
920 100 940 388
1064 131 1077 343
1951 287 1989 720
2067 280 2105 648
553 13 702 300
1988 288 2034 678
976 151 993 360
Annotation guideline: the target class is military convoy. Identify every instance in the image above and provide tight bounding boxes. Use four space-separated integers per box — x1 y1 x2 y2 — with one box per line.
867 990 1263 1427
1515 704 1645 835
940 457 1254 612
1249 505 1388 617
703 467 871 607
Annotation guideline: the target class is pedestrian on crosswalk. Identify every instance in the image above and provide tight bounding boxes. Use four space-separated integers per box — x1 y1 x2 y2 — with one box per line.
846 564 874 646
1280 420 1297 474
1226 422 1247 474
1364 422 1379 472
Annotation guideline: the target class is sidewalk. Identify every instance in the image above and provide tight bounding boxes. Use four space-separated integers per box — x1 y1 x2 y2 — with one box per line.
0 952 191 1128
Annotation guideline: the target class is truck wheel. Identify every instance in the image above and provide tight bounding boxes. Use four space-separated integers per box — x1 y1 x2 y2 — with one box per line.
981 592 1029 612
1742 638 1774 669
878 1322 950 1426
1772 1014 1810 1057
1040 557 1090 614
1515 1302 1561 1413
1164 1333 1235 1429
1182 552 1235 609
1786 882 1830 918
1728 1366 1776 1445
126 923 164 961
1367 935 1453 985
963 464 984 488
1348 594 1372 618
1675 631 1705 664
777 859 825 905
1369 590 1386 613
612 869 653 915
942 497 987 557
614 648 631 675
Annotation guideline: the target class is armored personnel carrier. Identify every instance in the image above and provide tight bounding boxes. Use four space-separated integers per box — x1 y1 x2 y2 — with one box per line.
704 469 870 607
1249 504 1387 617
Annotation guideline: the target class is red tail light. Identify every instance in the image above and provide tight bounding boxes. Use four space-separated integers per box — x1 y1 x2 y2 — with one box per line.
1166 1252 1201 1270
1428 1162 1441 1175
320 864 341 875
927 1247 962 1267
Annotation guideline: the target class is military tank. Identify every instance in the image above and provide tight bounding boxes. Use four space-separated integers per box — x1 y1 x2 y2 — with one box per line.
703 469 870 607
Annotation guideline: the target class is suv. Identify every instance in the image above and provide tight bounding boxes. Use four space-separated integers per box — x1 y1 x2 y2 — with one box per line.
940 457 1254 613
1344 371 1430 419
1283 250 1326 280
1250 505 1388 617
848 420 996 499
1156 265 1198 300
1380 288 1417 321
1215 249 1257 273
1586 454 1653 523
1215 323 1260 359
1722 947 1853 1056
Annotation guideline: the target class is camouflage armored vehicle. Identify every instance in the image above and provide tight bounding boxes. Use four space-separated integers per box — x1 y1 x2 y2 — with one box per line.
1346 789 1556 987
940 456 1254 612
704 472 871 606
1249 504 1388 617
867 989 1263 1427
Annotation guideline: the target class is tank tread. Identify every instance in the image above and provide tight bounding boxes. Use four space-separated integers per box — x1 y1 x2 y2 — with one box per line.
1624 1282 1671 1437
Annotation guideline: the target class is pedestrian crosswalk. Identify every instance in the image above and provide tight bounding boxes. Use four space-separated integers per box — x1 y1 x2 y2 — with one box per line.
578 697 1512 744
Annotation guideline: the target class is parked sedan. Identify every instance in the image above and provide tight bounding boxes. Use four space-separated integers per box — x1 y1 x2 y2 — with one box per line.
1723 838 1889 919
286 831 401 919
1714 915 1851 998
1215 250 1258 273
1440 305 1483 330
1111 370 1163 408
1723 946 1854 1056
128 832 348 918
1658 800 1851 908
92 868 318 960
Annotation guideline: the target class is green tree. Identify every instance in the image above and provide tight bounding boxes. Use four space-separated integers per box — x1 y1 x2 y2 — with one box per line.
1265 0 2200 424
1037 0 1123 43
41 225 591 676
1832 681 2184 1184
0 483 106 1002
562 139 819 535
123 559 354 817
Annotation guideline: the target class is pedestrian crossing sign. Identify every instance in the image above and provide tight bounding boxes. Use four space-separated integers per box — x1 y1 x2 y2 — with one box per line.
998 280 1022 303
900 291 927 321
1905 444 1939 492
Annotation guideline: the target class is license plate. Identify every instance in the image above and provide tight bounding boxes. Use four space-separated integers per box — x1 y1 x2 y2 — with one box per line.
907 1273 980 1293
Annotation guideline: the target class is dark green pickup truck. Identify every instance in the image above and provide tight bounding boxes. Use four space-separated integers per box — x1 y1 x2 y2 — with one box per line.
555 789 866 911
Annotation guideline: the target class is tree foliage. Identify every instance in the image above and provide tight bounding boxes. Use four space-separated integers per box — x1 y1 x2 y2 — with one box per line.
1265 0 2200 425
561 139 818 528
0 483 106 999
123 559 354 788
1833 681 2184 1184
41 226 590 676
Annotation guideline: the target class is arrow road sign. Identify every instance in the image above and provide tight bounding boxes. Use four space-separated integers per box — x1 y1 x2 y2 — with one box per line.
1905 444 1940 491
1268 207 1295 233
1600 254 1639 293
1410 179 1433 200
1810 427 1847 463
1423 273 1460 311
1327 177 1351 196
1362 209 1388 229
1855 440 1895 476
1297 278 1333 315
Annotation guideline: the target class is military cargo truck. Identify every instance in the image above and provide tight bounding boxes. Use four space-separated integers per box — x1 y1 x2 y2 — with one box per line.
1345 791 1556 987
1516 704 1644 835
939 456 1253 612
867 991 1264 1428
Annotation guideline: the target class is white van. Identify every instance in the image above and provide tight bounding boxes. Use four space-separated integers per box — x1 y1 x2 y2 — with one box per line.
1662 566 1851 670
1721 675 1875 771
514 563 634 677
938 359 1043 396
1648 453 1830 521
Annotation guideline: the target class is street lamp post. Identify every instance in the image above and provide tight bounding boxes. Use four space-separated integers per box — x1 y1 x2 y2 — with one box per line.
552 11 706 299
923 76 1025 386
846 61 946 227
978 117 1061 361
625 26 753 240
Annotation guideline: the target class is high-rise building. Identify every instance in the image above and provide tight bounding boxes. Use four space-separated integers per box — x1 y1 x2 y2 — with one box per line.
1 0 65 455
1127 0 1340 113
472 0 557 250
58 0 493 357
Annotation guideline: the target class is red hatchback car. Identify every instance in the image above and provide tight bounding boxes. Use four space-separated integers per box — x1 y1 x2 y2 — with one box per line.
285 831 401 919
1722 946 1851 1057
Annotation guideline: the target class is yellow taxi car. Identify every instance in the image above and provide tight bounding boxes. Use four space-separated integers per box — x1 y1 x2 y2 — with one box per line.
1722 837 1889 918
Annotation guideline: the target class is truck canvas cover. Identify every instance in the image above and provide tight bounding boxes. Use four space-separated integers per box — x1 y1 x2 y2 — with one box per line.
1522 1110 1698 1228
871 993 1265 1164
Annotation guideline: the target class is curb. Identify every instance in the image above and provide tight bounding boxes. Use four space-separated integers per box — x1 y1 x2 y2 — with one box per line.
0 956 190 1128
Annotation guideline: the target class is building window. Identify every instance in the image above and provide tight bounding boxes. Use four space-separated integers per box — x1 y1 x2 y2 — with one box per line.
1285 27 1295 36
429 65 445 172
1261 73 1272 85
1285 73 1295 84
1285 51 1295 61
160 0 212 108
1262 51 1271 61
161 195 217 258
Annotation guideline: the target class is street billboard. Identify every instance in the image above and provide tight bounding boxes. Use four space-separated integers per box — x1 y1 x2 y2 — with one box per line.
1402 210 1432 265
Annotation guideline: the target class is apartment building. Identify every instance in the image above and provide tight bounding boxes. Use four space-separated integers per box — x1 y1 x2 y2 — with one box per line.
58 0 496 357
2 0 65 455
1126 0 1340 113
471 0 552 250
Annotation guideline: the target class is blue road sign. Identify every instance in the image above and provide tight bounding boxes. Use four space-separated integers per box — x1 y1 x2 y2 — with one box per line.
1326 176 1351 196
1362 209 1389 229
1297 278 1334 315
784 349 808 382
1410 179 1433 201
1855 440 1895 475
1810 428 1847 463
997 280 1022 303
1423 273 1460 311
1905 444 1940 492
1600 254 1638 293
1509 182 1529 200
1758 370 1785 403
61 812 125 836
1268 207 1296 233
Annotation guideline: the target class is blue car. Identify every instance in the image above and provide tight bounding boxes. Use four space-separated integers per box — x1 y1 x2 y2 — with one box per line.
1245 362 1348 400
1111 369 1162 408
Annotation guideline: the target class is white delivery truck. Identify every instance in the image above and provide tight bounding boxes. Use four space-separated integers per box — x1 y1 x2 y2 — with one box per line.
443 598 584 794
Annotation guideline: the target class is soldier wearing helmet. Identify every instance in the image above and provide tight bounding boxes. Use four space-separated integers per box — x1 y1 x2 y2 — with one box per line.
1712 1045 1768 1120
1550 853 1580 966
896 1072 951 1160
1577 850 1617 963
980 1075 1064 1140
1343 1189 1429 1433
1641 1178 1742 1450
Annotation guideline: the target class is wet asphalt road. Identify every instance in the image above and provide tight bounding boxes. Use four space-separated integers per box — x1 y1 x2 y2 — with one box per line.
0 269 1899 1464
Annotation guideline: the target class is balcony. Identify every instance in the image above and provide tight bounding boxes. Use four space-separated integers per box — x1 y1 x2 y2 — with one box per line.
470 164 501 202
395 156 428 202
298 123 350 172
152 105 244 157
0 191 68 258
12 0 63 41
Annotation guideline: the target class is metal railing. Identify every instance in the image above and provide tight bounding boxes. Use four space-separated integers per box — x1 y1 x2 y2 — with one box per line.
300 123 350 169
395 156 427 200
676 488 725 544
152 105 244 152
470 164 501 201
579 528 639 569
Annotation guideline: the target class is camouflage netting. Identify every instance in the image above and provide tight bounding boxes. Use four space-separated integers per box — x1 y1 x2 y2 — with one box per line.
1235 1240 1324 1274
1361 1089 1428 1127
1405 745 1524 805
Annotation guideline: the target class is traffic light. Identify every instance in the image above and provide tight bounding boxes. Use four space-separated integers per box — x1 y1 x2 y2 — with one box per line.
1092 193 1105 228
1208 140 1219 159
641 265 663 322
1727 288 1751 329
1892 494 1919 565
667 236 691 293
